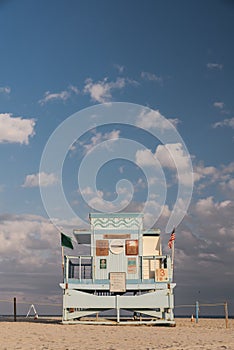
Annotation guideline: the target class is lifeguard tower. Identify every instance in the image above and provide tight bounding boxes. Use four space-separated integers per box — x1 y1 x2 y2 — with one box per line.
60 213 176 325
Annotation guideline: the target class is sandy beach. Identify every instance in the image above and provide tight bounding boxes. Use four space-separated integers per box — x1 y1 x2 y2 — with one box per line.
0 318 233 350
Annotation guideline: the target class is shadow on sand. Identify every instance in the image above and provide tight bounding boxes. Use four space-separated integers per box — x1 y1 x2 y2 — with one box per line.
0 316 62 324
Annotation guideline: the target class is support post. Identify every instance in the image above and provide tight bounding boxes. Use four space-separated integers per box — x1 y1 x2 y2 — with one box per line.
13 297 17 322
171 241 175 269
79 256 82 282
116 295 120 323
171 241 175 280
195 301 199 323
65 256 69 289
224 301 228 329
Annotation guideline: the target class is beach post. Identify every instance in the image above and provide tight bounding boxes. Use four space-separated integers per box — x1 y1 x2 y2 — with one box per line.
13 297 17 322
195 301 199 323
224 301 228 329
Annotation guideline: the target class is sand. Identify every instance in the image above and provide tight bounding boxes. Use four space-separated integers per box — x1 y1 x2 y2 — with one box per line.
0 318 233 350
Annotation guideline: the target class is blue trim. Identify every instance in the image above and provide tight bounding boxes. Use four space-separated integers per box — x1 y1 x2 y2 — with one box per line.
93 229 140 234
90 213 144 218
73 230 91 234
67 278 172 285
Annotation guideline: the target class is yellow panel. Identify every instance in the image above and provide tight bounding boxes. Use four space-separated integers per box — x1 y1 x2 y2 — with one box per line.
155 268 168 282
143 236 160 256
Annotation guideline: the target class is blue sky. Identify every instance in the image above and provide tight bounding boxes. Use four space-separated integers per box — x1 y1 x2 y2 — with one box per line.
0 0 234 315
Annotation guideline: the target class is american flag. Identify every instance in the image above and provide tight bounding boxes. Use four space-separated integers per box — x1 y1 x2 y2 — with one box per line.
168 228 176 249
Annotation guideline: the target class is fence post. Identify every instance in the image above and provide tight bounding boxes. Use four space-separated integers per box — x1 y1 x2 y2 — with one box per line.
13 297 17 322
224 301 228 329
195 301 199 323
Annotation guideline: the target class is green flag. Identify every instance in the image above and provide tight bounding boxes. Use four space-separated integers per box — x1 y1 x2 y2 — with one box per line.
61 232 74 249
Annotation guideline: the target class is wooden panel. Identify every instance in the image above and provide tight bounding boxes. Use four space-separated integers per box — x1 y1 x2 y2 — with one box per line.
143 259 157 279
96 240 109 256
155 268 168 282
109 272 126 292
125 240 138 255
103 234 131 239
143 236 160 256
127 257 137 274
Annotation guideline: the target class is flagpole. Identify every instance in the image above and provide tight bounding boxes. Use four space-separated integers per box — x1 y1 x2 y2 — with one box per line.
171 239 175 280
61 245 64 275
169 227 175 281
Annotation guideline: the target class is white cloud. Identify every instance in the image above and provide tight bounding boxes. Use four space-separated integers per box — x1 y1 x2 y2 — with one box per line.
207 63 223 70
135 149 156 167
195 196 215 215
174 197 234 276
136 109 180 130
135 143 193 187
68 85 79 94
213 101 224 109
196 165 216 176
80 186 97 196
219 171 234 192
222 162 234 174
39 90 69 105
160 204 171 218
141 71 162 82
212 117 234 129
79 184 133 212
79 186 114 210
0 214 57 269
0 113 35 144
155 143 190 170
78 129 120 154
83 77 127 103
0 86 11 94
193 164 217 182
0 212 65 312
193 161 234 194
224 178 234 191
195 196 232 217
22 172 58 188
39 85 79 105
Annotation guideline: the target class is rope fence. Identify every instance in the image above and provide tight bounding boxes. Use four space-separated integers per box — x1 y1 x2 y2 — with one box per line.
175 301 229 328
0 299 61 307
0 298 230 328
0 297 62 322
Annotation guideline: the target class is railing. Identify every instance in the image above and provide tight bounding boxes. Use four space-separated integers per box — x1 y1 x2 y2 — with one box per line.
65 256 93 281
141 255 172 282
64 254 172 282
